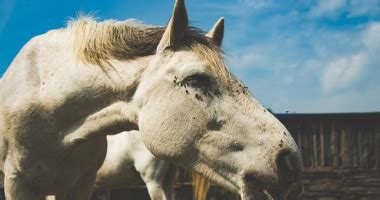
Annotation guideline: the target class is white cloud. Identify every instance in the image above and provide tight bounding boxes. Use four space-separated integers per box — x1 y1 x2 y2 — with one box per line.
362 22 380 51
193 0 275 17
309 0 346 18
229 51 265 69
321 53 368 94
310 81 380 112
348 0 380 17
239 0 274 9
0 0 16 33
321 22 380 94
309 0 380 19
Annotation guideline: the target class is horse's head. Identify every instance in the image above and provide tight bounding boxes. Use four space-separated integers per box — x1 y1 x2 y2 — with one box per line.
134 0 303 199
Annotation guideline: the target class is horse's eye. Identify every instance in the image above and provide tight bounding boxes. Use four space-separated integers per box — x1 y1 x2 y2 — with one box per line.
183 74 212 88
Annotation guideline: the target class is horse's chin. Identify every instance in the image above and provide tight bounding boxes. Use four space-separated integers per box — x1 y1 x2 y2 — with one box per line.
240 183 272 200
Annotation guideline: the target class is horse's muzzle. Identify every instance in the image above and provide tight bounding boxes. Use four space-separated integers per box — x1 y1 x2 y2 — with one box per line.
240 149 304 200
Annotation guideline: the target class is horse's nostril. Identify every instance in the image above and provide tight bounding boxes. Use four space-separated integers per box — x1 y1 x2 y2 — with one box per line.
284 154 297 172
276 150 302 182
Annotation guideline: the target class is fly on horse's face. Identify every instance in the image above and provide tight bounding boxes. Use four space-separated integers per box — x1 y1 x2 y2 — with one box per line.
134 0 304 199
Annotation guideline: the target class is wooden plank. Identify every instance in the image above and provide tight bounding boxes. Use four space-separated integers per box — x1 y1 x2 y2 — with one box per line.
301 123 310 168
358 130 363 169
376 129 380 170
340 128 352 168
324 122 331 167
352 128 359 168
361 131 369 169
297 123 302 146
331 123 339 168
309 122 315 168
297 123 302 152
296 123 308 168
369 131 376 169
313 124 318 167
320 121 325 167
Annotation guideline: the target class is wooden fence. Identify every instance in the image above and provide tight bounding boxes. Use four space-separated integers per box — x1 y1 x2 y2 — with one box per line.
277 112 380 170
276 112 380 200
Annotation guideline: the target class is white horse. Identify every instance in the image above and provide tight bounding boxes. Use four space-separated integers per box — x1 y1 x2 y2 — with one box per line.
93 131 177 200
0 0 303 199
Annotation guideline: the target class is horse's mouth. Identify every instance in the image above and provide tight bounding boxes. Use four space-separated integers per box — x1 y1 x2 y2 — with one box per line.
240 180 304 200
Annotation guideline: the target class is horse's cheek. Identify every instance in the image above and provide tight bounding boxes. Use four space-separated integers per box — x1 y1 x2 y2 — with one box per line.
138 95 205 163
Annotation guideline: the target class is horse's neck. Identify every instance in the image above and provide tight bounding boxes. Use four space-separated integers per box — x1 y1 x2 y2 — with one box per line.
59 58 150 147
105 57 151 93
53 57 151 128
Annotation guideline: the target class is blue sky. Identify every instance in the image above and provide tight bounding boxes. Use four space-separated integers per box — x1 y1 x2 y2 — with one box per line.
1 0 379 113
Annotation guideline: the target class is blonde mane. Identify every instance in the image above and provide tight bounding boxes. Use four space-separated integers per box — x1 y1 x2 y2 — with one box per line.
67 17 230 83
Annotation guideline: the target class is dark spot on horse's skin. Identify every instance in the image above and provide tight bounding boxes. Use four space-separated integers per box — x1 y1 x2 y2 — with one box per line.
207 119 225 131
279 143 283 148
263 110 267 112
283 132 287 135
173 79 177 84
193 117 196 119
233 142 243 151
244 86 249 89
280 140 283 143
186 90 189 94
195 93 203 101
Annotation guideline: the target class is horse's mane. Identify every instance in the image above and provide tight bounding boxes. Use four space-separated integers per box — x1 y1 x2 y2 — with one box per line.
67 16 230 83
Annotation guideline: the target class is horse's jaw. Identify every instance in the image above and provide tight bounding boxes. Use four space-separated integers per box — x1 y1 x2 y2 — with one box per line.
192 162 303 200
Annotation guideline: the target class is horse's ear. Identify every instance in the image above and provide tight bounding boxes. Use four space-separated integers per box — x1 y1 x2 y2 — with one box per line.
206 17 225 47
157 0 189 53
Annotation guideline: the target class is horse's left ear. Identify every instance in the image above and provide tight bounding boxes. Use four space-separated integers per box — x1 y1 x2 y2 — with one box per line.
206 17 225 47
157 0 189 53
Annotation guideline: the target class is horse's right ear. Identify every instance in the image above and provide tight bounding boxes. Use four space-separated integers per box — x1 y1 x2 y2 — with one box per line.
206 17 225 47
157 0 189 53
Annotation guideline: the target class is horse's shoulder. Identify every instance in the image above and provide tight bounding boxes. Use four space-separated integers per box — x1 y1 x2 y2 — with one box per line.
1 28 71 96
